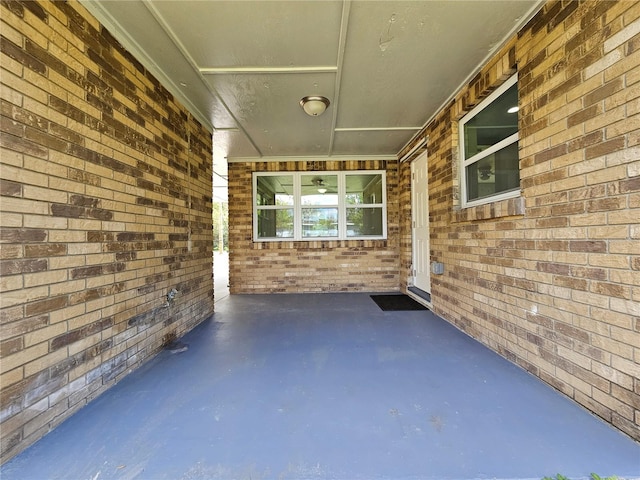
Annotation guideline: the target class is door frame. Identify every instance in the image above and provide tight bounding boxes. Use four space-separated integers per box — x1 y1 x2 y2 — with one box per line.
410 151 431 301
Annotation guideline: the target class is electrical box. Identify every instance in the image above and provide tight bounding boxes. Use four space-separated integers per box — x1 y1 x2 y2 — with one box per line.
431 261 444 275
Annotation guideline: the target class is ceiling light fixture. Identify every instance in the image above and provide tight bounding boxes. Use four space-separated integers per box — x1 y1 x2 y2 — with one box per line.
507 106 519 114
300 96 330 116
312 177 328 193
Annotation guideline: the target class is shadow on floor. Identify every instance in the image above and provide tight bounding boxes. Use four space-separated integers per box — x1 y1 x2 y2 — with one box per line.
2 293 639 480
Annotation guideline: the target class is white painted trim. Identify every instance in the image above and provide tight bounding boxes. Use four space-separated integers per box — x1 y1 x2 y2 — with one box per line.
335 127 421 132
462 189 521 209
411 150 431 294
459 74 520 208
253 171 387 242
229 155 396 163
462 132 519 169
400 137 427 163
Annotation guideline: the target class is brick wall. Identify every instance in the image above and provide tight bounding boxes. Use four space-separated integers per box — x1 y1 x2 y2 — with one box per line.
228 159 400 293
0 0 215 462
399 0 640 440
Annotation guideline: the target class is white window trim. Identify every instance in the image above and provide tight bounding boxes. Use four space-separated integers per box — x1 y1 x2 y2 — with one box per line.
459 74 520 208
253 171 387 242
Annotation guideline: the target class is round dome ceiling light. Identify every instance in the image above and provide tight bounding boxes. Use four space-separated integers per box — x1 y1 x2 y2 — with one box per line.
300 96 330 116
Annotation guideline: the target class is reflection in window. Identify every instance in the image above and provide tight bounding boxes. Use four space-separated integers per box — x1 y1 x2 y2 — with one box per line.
460 74 520 207
465 142 520 202
302 208 338 238
301 175 338 206
345 173 384 236
256 175 294 238
256 175 293 206
253 171 386 241
347 208 383 237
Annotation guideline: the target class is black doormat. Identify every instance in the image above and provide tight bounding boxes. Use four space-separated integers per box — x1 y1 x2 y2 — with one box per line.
370 294 428 311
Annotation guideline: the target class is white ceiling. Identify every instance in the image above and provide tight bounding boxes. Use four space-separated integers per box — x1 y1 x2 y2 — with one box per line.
82 0 543 201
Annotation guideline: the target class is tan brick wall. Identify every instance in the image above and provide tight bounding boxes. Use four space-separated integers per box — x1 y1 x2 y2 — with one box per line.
0 0 214 462
399 0 640 440
228 159 400 293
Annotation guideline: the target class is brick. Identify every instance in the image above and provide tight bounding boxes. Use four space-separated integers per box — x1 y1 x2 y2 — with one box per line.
567 104 601 128
554 275 588 291
568 130 604 152
585 136 626 160
586 197 625 212
0 342 49 373
24 244 66 257
0 336 23 357
0 258 47 276
0 131 48 158
70 265 102 279
24 295 68 317
592 281 630 299
585 48 624 80
611 298 640 316
585 77 625 106
604 14 640 52
0 244 22 260
50 317 112 351
620 176 640 193
0 228 47 243
534 144 568 164
569 240 607 253
536 217 568 228
0 35 46 75
0 178 22 198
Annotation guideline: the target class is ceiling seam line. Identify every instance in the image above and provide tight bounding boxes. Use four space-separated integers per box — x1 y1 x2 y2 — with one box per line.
328 0 351 156
335 127 421 132
200 67 338 74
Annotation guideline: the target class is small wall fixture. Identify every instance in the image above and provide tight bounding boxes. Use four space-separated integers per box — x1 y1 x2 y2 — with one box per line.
431 261 444 275
478 165 494 180
300 96 330 116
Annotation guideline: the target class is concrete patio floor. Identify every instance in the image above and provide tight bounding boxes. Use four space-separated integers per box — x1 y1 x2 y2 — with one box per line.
2 293 639 480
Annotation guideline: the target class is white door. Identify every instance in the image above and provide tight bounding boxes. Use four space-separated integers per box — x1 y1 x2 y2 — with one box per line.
411 151 430 293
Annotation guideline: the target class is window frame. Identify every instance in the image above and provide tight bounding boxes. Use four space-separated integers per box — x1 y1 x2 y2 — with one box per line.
459 74 520 208
253 170 387 242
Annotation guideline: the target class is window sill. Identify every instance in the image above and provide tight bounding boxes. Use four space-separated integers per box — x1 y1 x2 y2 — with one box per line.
454 196 524 222
252 239 388 249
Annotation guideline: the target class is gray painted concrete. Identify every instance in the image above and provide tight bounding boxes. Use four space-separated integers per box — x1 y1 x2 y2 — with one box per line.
2 293 639 480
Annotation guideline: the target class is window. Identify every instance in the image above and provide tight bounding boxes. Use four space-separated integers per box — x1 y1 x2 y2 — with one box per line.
253 171 386 241
460 74 520 207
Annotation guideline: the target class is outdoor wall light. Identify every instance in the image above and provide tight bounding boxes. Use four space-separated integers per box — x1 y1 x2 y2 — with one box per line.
300 96 330 116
